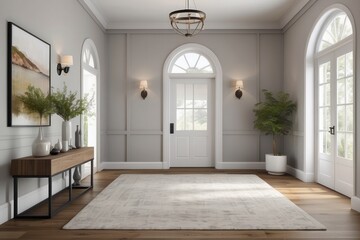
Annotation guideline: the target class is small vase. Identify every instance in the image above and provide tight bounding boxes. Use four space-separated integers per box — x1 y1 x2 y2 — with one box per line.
75 125 81 148
32 127 51 157
73 166 82 186
62 121 72 144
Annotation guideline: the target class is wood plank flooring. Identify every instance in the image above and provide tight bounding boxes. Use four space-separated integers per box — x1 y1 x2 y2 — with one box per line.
1 168 360 239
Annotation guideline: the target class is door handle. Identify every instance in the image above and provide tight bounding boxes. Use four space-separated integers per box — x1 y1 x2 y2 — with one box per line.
170 123 174 134
328 126 335 135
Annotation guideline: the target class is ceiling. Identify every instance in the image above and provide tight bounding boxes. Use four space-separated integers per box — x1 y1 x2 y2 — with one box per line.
80 0 310 30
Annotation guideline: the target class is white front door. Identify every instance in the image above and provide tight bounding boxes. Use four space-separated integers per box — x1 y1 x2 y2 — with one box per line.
317 44 354 197
170 79 213 167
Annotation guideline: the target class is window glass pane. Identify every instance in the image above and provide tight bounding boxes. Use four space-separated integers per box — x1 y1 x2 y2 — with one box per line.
197 55 211 69
202 66 213 73
346 104 353 132
346 52 353 77
319 84 330 107
346 133 353 160
185 84 193 108
319 62 330 84
194 109 207 130
176 109 185 131
337 133 345 157
89 55 95 68
176 84 185 108
175 56 189 69
326 132 331 154
194 84 207 108
337 105 345 132
319 108 324 130
185 53 199 68
172 65 186 73
325 107 331 131
337 55 345 79
319 132 325 154
185 109 193 130
346 77 353 104
337 79 345 104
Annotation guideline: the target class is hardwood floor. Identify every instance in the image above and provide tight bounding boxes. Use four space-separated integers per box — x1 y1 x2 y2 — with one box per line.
1 168 360 239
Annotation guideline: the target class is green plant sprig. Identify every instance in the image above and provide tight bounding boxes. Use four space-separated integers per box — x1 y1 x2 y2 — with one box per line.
51 84 89 121
17 85 53 125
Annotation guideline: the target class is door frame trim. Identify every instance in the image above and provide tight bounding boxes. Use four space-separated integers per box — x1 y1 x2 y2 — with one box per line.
163 43 223 169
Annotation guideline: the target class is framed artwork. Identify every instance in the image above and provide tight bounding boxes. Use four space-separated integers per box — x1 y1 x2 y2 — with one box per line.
7 22 51 127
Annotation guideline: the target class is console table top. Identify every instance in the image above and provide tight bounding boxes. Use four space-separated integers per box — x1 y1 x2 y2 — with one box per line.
11 147 94 177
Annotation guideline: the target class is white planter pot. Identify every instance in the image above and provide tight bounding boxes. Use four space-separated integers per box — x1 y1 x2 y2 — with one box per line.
32 127 51 157
62 121 72 144
265 154 287 175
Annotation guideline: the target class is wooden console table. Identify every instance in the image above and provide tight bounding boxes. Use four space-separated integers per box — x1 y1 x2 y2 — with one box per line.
11 147 94 218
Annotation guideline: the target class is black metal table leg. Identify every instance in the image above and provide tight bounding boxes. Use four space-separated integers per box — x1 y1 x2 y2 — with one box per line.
69 168 72 201
48 176 52 218
14 177 18 218
91 159 94 188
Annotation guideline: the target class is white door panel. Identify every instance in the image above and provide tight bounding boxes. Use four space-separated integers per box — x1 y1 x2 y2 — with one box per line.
170 79 213 167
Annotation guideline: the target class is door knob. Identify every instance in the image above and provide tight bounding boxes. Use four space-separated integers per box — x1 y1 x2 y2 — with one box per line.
328 126 335 135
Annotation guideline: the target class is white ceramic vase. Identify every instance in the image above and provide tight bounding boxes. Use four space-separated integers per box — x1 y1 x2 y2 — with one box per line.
62 121 72 145
265 154 287 175
32 127 51 157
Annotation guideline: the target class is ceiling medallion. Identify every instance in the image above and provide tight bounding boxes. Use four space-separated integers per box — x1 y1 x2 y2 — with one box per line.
169 0 206 37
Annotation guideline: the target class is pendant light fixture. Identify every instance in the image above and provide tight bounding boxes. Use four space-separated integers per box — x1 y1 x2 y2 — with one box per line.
169 0 206 37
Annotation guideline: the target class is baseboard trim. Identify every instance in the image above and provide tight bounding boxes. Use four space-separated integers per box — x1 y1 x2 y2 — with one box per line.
0 202 11 225
286 165 314 182
101 162 164 169
216 162 265 170
351 196 360 213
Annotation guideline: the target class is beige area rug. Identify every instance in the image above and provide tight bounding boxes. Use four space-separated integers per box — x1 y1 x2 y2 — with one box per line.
63 174 326 230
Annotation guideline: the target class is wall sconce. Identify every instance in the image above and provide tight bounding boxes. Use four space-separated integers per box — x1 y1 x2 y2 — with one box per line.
140 80 148 99
57 55 73 75
235 80 244 99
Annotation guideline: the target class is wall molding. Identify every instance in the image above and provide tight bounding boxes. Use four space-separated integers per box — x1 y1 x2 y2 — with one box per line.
216 162 265 170
286 165 314 182
223 130 259 135
101 162 164 169
106 130 163 135
351 196 360 213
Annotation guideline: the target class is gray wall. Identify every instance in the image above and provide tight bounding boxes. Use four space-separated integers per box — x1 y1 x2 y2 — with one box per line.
283 0 360 196
0 0 107 221
105 32 284 164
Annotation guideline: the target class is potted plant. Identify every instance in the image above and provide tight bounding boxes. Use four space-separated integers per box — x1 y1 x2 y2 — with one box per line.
253 89 296 175
51 83 89 148
17 85 53 157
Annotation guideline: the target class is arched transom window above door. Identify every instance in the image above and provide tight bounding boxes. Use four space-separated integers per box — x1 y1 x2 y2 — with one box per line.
318 12 353 52
170 52 214 74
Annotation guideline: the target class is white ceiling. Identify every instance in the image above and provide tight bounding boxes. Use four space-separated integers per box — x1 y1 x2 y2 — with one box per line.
80 0 310 30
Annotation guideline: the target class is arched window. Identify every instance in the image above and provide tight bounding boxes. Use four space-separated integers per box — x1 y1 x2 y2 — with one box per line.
318 12 353 52
170 52 214 74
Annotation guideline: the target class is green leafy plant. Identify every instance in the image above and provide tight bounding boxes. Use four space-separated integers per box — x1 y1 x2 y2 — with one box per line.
17 85 53 125
253 89 296 156
51 83 89 121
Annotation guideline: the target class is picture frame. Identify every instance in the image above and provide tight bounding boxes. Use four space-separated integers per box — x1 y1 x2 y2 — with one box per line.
7 22 51 127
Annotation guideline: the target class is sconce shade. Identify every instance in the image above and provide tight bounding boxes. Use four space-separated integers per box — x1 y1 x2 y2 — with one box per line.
236 80 244 90
140 80 148 90
57 55 73 75
61 55 73 66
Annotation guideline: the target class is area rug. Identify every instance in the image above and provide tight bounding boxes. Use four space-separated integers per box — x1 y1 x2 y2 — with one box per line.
63 174 325 230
